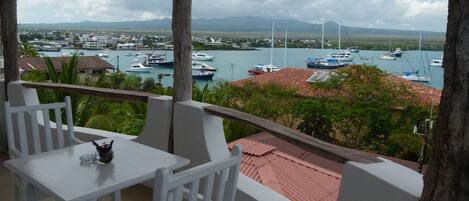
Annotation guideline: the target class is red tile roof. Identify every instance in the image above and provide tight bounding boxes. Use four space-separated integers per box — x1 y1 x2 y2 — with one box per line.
18 56 113 72
231 67 441 106
229 138 341 201
246 132 427 174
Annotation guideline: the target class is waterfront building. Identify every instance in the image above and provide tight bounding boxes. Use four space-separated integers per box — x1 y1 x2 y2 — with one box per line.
117 43 137 50
17 56 114 75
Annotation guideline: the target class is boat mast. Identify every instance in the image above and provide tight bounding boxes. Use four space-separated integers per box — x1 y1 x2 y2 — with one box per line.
270 20 275 65
321 23 324 57
418 32 422 71
164 35 168 61
284 28 288 68
338 24 341 52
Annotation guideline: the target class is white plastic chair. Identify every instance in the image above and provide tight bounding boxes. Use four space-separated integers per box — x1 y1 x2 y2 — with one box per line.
4 96 84 201
153 145 243 201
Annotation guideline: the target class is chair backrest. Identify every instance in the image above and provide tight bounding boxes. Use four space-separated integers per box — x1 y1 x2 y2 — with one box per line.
4 96 76 158
153 145 243 201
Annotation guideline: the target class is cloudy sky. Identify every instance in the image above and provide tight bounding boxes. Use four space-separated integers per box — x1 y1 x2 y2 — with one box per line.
18 0 448 32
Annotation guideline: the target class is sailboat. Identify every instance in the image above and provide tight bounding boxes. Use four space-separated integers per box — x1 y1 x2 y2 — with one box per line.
326 24 354 63
283 28 288 68
398 33 430 83
307 23 346 69
248 20 280 75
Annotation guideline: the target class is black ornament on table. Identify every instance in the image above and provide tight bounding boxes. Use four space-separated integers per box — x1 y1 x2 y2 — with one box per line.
91 140 114 164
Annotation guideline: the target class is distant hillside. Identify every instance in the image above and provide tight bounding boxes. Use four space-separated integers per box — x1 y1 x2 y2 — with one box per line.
21 16 445 38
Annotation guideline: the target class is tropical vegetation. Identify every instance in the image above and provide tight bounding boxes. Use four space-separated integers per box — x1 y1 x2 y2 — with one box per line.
21 56 435 162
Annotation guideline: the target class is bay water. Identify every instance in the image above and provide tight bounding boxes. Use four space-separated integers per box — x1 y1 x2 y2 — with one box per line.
43 48 444 89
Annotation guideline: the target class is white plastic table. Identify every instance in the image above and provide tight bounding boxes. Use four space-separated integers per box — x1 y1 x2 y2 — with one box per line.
3 137 190 201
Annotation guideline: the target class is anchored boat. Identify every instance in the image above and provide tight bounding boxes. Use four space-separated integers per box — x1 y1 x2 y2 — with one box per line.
192 70 215 80
145 54 174 67
125 63 152 73
430 56 443 67
192 53 214 61
192 62 217 71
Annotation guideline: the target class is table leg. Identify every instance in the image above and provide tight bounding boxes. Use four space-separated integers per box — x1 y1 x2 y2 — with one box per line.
112 191 121 201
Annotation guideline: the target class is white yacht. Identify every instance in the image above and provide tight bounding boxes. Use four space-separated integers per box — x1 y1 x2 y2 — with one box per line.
192 53 214 61
192 62 217 71
430 56 443 67
327 51 354 62
98 53 109 58
380 53 397 60
125 63 152 73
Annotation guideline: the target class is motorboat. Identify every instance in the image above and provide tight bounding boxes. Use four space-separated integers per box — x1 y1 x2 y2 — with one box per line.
98 53 109 58
398 71 430 83
430 57 443 67
192 53 215 61
390 48 403 57
192 62 217 71
307 57 347 69
125 63 152 73
192 70 215 80
380 53 397 60
248 64 280 75
349 47 360 53
62 53 72 57
326 51 354 62
125 53 132 56
144 54 174 67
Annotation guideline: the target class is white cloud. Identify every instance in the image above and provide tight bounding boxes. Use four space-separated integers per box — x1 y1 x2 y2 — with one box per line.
17 0 448 31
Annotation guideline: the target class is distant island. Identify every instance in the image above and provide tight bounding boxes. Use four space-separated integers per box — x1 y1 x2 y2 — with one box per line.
19 16 446 51
21 16 445 39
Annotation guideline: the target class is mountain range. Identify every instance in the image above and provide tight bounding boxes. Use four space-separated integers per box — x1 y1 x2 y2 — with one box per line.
21 16 445 38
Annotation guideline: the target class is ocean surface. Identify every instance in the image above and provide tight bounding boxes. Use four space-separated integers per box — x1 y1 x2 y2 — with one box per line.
43 48 445 89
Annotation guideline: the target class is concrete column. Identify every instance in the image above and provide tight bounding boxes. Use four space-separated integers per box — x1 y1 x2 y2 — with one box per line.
173 101 289 201
133 95 173 151
173 100 230 168
338 157 423 201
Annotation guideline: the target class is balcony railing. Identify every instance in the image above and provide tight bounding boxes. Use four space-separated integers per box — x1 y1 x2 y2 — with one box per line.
21 81 379 164
4 81 423 201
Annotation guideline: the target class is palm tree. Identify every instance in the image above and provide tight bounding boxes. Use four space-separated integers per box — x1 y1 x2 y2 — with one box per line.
43 53 80 123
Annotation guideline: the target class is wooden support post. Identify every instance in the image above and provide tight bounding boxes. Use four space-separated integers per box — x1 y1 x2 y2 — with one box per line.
172 0 192 102
169 0 192 153
0 0 19 101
